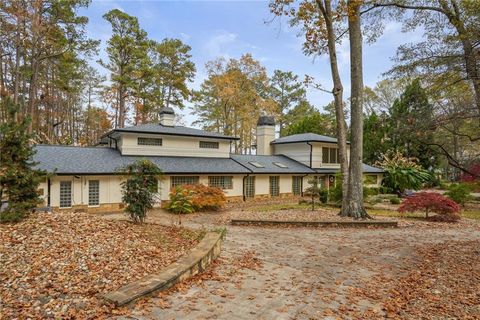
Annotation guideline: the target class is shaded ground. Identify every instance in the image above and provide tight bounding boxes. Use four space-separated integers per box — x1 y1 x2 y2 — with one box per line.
0 212 201 319
102 205 480 320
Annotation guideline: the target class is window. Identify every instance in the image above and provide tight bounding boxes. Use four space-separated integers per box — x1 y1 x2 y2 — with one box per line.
364 174 378 185
59 181 72 208
209 176 233 189
171 176 199 188
269 176 280 196
322 147 340 164
249 161 265 168
273 162 288 168
199 141 219 149
88 180 99 206
292 176 302 196
245 176 255 198
138 137 162 146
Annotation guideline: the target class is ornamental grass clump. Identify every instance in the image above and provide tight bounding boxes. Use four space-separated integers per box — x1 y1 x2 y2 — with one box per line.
398 192 461 222
377 151 432 195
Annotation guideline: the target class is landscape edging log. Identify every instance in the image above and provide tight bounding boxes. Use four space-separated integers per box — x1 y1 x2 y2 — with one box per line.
230 219 398 228
103 231 223 306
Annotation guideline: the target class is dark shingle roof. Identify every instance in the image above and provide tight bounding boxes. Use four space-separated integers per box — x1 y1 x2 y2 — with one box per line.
314 164 384 174
103 124 239 140
271 133 343 145
231 154 315 174
34 145 249 174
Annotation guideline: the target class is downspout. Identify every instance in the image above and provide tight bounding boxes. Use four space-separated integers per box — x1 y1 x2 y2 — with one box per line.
230 157 254 201
47 178 51 207
306 142 313 168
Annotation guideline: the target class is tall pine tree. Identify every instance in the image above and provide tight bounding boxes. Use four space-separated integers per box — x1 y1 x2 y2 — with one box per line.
0 98 45 222
388 79 438 169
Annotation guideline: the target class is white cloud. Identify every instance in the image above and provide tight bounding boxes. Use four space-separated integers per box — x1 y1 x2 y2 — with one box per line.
180 32 191 41
202 30 237 58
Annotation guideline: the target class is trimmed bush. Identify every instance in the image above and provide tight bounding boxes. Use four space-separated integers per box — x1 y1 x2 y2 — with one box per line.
398 192 460 222
389 196 401 205
319 189 328 204
444 183 471 206
117 160 163 223
167 186 194 214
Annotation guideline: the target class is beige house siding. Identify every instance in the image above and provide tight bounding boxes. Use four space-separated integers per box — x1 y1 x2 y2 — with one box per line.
118 133 231 158
273 143 311 167
273 142 351 169
43 172 382 212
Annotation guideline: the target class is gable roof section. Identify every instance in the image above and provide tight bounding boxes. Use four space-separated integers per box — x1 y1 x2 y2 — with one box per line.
103 123 239 140
271 133 346 145
231 154 315 174
34 145 249 175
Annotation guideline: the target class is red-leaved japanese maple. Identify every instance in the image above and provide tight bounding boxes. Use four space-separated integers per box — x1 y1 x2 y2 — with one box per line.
398 192 461 222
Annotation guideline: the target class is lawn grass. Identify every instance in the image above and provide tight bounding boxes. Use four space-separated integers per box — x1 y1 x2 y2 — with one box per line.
368 208 480 220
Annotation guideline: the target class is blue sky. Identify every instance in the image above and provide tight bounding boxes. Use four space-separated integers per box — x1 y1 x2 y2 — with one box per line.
80 0 421 127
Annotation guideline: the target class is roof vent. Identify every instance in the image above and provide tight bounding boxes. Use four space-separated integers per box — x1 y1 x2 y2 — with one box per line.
257 116 275 126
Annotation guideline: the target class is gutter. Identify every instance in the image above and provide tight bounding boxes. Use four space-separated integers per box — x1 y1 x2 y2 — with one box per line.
101 129 240 141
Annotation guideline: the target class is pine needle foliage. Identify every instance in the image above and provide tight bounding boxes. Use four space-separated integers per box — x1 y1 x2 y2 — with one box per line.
0 98 46 223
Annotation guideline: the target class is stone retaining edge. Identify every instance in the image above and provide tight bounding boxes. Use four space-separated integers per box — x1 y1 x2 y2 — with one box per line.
103 231 223 306
230 219 398 228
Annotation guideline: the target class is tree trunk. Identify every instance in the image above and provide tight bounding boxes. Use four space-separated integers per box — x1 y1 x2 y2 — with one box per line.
315 0 349 212
341 0 370 219
118 84 125 128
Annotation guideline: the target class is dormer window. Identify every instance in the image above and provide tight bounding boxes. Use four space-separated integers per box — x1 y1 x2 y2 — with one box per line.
138 137 162 146
199 141 219 149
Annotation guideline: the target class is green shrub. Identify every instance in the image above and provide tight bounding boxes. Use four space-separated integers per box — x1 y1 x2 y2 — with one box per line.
167 186 194 214
364 187 380 196
319 189 328 204
328 181 343 203
444 183 471 206
389 197 401 205
117 160 163 223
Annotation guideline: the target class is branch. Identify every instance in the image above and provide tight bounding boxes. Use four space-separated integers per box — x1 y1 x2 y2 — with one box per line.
370 2 446 15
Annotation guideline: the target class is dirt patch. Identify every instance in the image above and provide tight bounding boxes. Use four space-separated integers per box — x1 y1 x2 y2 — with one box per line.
0 212 201 319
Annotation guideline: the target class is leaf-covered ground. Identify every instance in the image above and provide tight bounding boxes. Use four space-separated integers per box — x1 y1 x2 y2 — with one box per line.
103 204 480 320
0 212 201 319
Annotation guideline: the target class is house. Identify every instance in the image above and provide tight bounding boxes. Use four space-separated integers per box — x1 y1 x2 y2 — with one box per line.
34 108 383 212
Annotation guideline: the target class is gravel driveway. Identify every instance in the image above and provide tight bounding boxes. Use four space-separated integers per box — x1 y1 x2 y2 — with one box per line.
106 210 480 320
